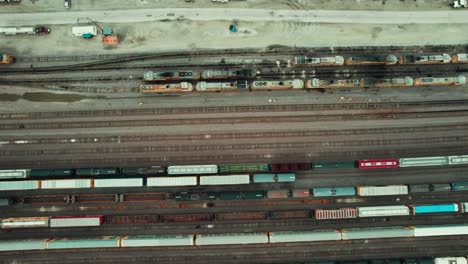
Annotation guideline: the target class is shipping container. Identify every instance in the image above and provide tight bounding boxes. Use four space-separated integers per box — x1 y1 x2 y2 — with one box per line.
121 235 194 247
357 159 399 169
75 168 117 176
0 239 46 251
160 213 212 222
243 191 265 200
451 182 468 191
448 155 468 165
42 179 92 189
269 210 310 219
94 178 143 188
147 176 197 187
167 165 218 175
276 173 296 182
410 204 458 214
50 215 103 227
0 169 28 179
105 215 158 225
195 233 268 245
269 230 341 243
312 161 356 169
399 156 449 167
253 174 275 183
0 180 39 191
292 189 310 198
409 184 430 193
314 208 358 220
434 257 467 264
357 185 408 196
412 224 468 237
199 175 250 185
29 169 73 177
357 205 410 217
267 190 290 199
121 166 165 175
341 227 413 240
1 217 49 229
270 163 311 172
215 212 267 221
218 163 270 173
313 187 356 197
47 236 119 249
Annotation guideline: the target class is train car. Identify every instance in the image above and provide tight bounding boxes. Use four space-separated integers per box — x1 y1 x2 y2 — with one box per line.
356 185 408 196
312 161 356 169
293 55 344 66
269 210 310 219
413 76 466 86
41 179 92 189
243 191 266 200
121 166 165 176
0 53 14 64
399 156 449 167
94 178 143 188
75 168 118 176
218 191 242 200
341 227 413 240
267 190 289 199
215 212 268 221
448 155 468 165
143 71 200 81
251 80 304 90
269 230 341 243
452 53 468 63
314 208 358 220
218 163 269 173
0 239 47 252
105 215 158 225
195 81 247 92
195 233 268 246
199 175 250 185
462 202 468 213
1 217 49 229
412 224 468 237
0 169 29 179
399 54 451 64
29 169 73 177
47 236 120 249
276 173 295 182
345 55 398 65
160 213 212 223
291 189 309 198
253 173 275 183
312 187 356 197
364 77 414 88
121 235 194 247
410 184 451 193
140 83 193 93
305 78 362 89
0 198 11 206
451 182 468 191
0 180 39 191
357 159 398 169
147 177 197 187
201 69 254 79
409 203 459 214
357 205 410 217
167 165 218 175
434 258 468 264
50 215 104 227
270 163 311 172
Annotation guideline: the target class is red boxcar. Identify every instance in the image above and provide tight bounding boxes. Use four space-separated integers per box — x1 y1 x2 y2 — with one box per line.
269 210 310 219
314 208 358 220
357 159 399 169
271 163 311 172
292 189 310 198
105 215 158 225
215 211 268 221
160 213 212 223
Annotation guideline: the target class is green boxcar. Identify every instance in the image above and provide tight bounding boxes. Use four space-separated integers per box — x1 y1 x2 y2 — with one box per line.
29 169 73 177
218 163 270 173
312 161 356 170
403 258 433 264
76 168 118 176
253 174 275 183
219 191 242 200
409 184 430 193
370 260 401 264
243 191 265 200
276 173 296 182
399 156 449 167
451 182 468 191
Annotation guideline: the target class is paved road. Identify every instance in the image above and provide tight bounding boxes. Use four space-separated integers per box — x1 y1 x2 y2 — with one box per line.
1 8 468 26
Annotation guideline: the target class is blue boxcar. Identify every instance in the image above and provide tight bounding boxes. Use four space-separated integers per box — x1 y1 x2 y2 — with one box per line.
312 187 356 197
276 173 295 182
412 204 459 214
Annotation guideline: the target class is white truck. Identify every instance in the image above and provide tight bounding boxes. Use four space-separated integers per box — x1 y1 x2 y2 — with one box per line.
453 0 468 7
72 26 98 37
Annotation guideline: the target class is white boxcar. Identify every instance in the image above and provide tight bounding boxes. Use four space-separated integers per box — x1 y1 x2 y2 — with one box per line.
0 180 38 191
357 185 408 196
435 258 467 264
357 205 410 217
121 235 194 247
1 217 49 229
41 179 91 189
412 224 468 237
167 165 218 175
94 178 143 188
448 155 468 165
0 27 35 35
71 26 98 37
0 169 29 179
269 230 341 243
195 233 268 246
399 156 449 167
50 216 102 227
147 176 197 187
341 227 413 240
0 239 47 251
199 175 250 185
47 236 119 249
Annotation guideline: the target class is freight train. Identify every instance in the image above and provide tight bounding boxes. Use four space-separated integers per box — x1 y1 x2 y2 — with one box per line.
0 224 467 252
143 69 255 82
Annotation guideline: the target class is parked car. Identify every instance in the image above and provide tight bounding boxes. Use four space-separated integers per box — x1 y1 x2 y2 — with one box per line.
64 0 71 8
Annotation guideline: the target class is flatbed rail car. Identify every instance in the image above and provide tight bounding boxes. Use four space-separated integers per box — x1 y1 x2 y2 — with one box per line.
357 159 399 169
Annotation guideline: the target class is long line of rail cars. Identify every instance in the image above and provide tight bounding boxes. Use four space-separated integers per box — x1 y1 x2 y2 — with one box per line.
2 202 467 229
1 155 467 180
139 75 466 93
0 224 467 251
311 258 467 264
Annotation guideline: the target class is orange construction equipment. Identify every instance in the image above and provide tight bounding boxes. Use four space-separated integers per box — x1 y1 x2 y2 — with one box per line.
102 36 119 45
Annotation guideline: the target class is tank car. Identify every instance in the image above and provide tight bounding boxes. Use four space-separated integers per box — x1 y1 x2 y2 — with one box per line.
345 55 398 65
293 56 344 66
363 77 413 88
413 76 466 86
195 81 248 92
305 78 362 89
251 80 304 90
143 71 200 81
140 82 193 93
399 53 451 64
201 69 254 79
452 53 468 63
